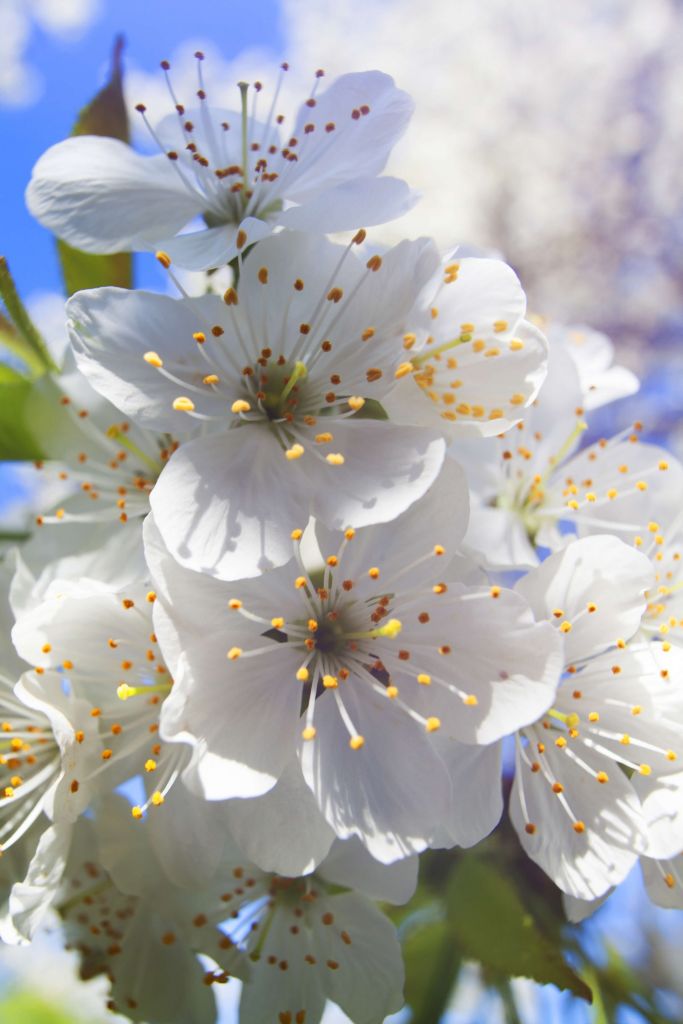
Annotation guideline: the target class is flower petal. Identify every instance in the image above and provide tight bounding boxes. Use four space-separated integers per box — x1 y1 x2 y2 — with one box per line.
26 136 202 253
149 429 309 579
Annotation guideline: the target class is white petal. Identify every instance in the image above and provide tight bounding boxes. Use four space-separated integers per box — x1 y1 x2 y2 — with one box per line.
287 71 414 197
300 687 451 862
510 736 645 899
314 454 469 587
319 838 418 905
515 535 654 662
308 421 446 530
162 646 303 800
159 216 272 271
224 760 335 876
429 739 503 848
7 823 72 942
311 892 405 1024
277 176 417 232
150 429 309 579
67 287 227 433
26 136 202 252
405 587 563 743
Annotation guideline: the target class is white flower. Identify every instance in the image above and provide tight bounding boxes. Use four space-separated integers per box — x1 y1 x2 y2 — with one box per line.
18 791 411 1024
146 464 562 862
10 576 189 822
382 254 549 438
507 536 683 899
454 340 683 569
67 231 448 581
0 670 100 854
546 321 639 411
26 64 417 270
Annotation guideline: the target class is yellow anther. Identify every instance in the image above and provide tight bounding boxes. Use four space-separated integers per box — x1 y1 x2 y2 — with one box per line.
228 599 242 610
296 667 309 682
294 576 307 589
322 675 338 689
587 602 597 613
117 683 135 701
620 734 631 745
567 500 580 510
585 492 597 502
573 821 586 834
344 528 356 540
588 712 600 722
223 287 238 305
464 694 478 706
193 332 206 344
203 373 219 385
349 735 365 750
386 686 399 699
151 791 165 805
434 545 445 556
555 736 567 748
302 726 316 740
395 361 414 379
658 460 669 471
231 399 251 413
347 396 365 411
227 647 243 660
648 521 660 533
286 444 305 460
326 453 345 465
378 618 402 639
490 585 501 598
639 764 652 776
144 759 157 772
172 396 195 412
631 705 642 716
493 320 508 332
271 617 285 629
425 717 441 733
307 619 318 632
596 771 609 784
417 673 431 686
635 481 648 492
155 251 172 268
368 567 380 579
131 806 143 819
315 433 334 444
667 751 677 761
143 351 163 368
559 621 572 633
509 339 524 351
607 488 617 499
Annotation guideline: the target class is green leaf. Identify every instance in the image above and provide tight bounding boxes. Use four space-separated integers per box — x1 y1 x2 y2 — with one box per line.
446 856 593 1003
0 990 79 1024
0 364 46 460
403 916 461 1023
0 260 57 375
57 36 133 296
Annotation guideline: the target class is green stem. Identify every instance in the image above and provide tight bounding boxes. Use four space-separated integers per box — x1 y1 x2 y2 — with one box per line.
0 258 58 374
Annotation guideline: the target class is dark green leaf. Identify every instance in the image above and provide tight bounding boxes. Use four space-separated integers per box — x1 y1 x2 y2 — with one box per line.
57 36 133 295
0 365 46 460
446 857 593 1003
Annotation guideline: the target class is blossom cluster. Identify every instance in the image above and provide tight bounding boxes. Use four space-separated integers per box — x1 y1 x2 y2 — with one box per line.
1 57 682 1023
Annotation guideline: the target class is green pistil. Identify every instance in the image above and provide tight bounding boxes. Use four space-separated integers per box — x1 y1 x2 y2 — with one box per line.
411 333 473 368
106 427 162 476
238 81 250 191
547 708 579 729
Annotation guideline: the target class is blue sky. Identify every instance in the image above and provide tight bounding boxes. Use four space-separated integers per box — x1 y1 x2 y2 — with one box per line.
2 0 284 298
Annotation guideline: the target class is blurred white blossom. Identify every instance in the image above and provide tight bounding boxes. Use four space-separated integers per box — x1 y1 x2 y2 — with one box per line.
284 0 683 354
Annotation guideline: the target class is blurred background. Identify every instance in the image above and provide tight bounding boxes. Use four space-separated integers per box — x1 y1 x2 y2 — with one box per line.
1 0 682 1020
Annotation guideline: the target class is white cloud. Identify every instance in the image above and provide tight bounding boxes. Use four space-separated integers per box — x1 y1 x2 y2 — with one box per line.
0 0 101 106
